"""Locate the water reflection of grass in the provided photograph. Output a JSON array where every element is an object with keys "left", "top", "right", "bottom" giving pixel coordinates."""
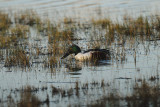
[
  {"left": 74, "top": 80, "right": 160, "bottom": 107},
  {"left": 1, "top": 80, "right": 160, "bottom": 107}
]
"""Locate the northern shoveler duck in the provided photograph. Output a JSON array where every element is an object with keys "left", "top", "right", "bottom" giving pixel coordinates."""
[{"left": 61, "top": 44, "right": 110, "bottom": 61}]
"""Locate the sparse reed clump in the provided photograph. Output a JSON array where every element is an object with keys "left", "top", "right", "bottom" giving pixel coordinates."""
[
  {"left": 48, "top": 26, "right": 74, "bottom": 42},
  {"left": 46, "top": 56, "right": 57, "bottom": 68},
  {"left": 118, "top": 15, "right": 154, "bottom": 38},
  {"left": 0, "top": 24, "right": 29, "bottom": 48},
  {"left": 90, "top": 14, "right": 160, "bottom": 46},
  {"left": 10, "top": 24, "right": 29, "bottom": 39},
  {"left": 15, "top": 10, "right": 41, "bottom": 26},
  {"left": 63, "top": 17, "right": 74, "bottom": 24},
  {"left": 0, "top": 35, "right": 16, "bottom": 48},
  {"left": 44, "top": 43, "right": 61, "bottom": 68},
  {"left": 92, "top": 18, "right": 112, "bottom": 28},
  {"left": 0, "top": 11, "right": 11, "bottom": 33},
  {"left": 4, "top": 49, "right": 30, "bottom": 67}
]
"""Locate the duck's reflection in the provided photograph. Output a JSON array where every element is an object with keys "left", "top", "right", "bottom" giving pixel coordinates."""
[
  {"left": 64, "top": 59, "right": 111, "bottom": 76},
  {"left": 65, "top": 62, "right": 82, "bottom": 72},
  {"left": 64, "top": 61, "right": 82, "bottom": 76}
]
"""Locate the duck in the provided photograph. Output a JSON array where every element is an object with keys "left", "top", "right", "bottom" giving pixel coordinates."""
[{"left": 61, "top": 44, "right": 110, "bottom": 61}]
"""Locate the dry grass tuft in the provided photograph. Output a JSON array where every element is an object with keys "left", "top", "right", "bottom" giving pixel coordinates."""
[
  {"left": 15, "top": 10, "right": 41, "bottom": 26},
  {"left": 0, "top": 11, "right": 11, "bottom": 32},
  {"left": 10, "top": 24, "right": 29, "bottom": 38}
]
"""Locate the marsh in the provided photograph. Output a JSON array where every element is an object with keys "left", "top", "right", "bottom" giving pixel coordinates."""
[{"left": 0, "top": 0, "right": 160, "bottom": 107}]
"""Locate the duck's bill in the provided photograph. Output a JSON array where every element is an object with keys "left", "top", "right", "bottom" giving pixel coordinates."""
[{"left": 61, "top": 53, "right": 69, "bottom": 59}]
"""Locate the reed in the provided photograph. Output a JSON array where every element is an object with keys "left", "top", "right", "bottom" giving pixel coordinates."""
[
  {"left": 4, "top": 48, "right": 30, "bottom": 67},
  {"left": 63, "top": 17, "right": 74, "bottom": 24},
  {"left": 15, "top": 10, "right": 41, "bottom": 26},
  {"left": 47, "top": 56, "right": 57, "bottom": 68},
  {"left": 10, "top": 24, "right": 29, "bottom": 39},
  {"left": 92, "top": 18, "right": 112, "bottom": 28},
  {"left": 0, "top": 11, "right": 11, "bottom": 32},
  {"left": 0, "top": 35, "right": 14, "bottom": 48}
]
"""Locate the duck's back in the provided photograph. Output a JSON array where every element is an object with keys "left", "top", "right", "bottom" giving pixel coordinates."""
[{"left": 75, "top": 49, "right": 110, "bottom": 61}]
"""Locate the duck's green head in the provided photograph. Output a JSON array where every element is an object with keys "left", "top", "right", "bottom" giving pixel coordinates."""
[{"left": 61, "top": 44, "right": 81, "bottom": 59}]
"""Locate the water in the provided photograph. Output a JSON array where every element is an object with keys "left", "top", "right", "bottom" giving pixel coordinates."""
[
  {"left": 1, "top": 0, "right": 160, "bottom": 19},
  {"left": 0, "top": 0, "right": 160, "bottom": 106}
]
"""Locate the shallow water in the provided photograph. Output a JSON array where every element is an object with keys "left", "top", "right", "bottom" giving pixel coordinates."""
[
  {"left": 0, "top": 0, "right": 160, "bottom": 106},
  {"left": 1, "top": 36, "right": 160, "bottom": 106}
]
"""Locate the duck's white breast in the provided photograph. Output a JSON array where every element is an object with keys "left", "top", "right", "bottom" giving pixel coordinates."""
[{"left": 75, "top": 52, "right": 92, "bottom": 61}]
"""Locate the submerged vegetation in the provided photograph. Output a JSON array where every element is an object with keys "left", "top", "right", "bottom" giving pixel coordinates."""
[{"left": 1, "top": 9, "right": 160, "bottom": 106}]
